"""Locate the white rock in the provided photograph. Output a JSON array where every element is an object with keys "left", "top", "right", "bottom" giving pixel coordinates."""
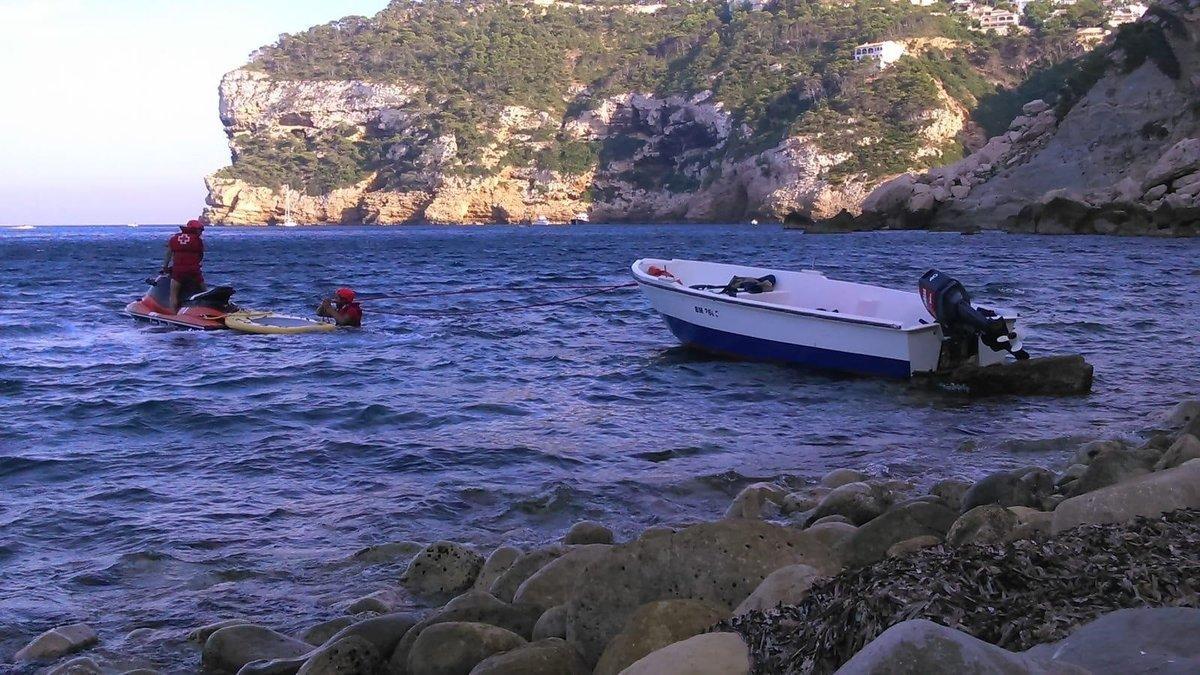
[
  {"left": 733, "top": 564, "right": 825, "bottom": 616},
  {"left": 619, "top": 632, "right": 751, "bottom": 675}
]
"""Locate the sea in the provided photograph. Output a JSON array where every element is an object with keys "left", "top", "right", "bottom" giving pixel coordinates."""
[{"left": 0, "top": 224, "right": 1196, "bottom": 670}]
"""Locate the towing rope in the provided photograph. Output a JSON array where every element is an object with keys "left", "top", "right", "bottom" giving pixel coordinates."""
[
  {"left": 367, "top": 282, "right": 637, "bottom": 318},
  {"left": 355, "top": 282, "right": 636, "bottom": 302}
]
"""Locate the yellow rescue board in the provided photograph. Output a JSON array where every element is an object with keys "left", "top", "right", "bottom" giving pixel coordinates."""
[{"left": 224, "top": 311, "right": 336, "bottom": 335}]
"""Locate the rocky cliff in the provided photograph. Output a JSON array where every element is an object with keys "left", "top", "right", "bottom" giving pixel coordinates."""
[
  {"left": 837, "top": 0, "right": 1200, "bottom": 236},
  {"left": 203, "top": 0, "right": 1083, "bottom": 225}
]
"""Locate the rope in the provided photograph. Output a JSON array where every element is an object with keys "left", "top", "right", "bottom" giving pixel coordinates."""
[
  {"left": 355, "top": 281, "right": 636, "bottom": 301},
  {"left": 367, "top": 282, "right": 637, "bottom": 318}
]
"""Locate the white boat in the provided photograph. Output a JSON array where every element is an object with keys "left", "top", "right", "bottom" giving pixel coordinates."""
[
  {"left": 281, "top": 185, "right": 299, "bottom": 227},
  {"left": 631, "top": 258, "right": 1024, "bottom": 378},
  {"left": 12, "top": 225, "right": 35, "bottom": 230},
  {"left": 570, "top": 212, "right": 590, "bottom": 225},
  {"left": 533, "top": 215, "right": 550, "bottom": 226},
  {"left": 127, "top": 222, "right": 139, "bottom": 228}
]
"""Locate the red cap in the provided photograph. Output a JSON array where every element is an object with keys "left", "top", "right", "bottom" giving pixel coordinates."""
[
  {"left": 183, "top": 219, "right": 205, "bottom": 230},
  {"left": 335, "top": 287, "right": 356, "bottom": 302}
]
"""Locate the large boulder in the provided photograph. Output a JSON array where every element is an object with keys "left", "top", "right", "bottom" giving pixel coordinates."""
[
  {"left": 407, "top": 622, "right": 525, "bottom": 675},
  {"left": 473, "top": 547, "right": 521, "bottom": 592},
  {"left": 1069, "top": 446, "right": 1154, "bottom": 495},
  {"left": 532, "top": 605, "right": 568, "bottom": 641},
  {"left": 14, "top": 623, "right": 98, "bottom": 662},
  {"left": 468, "top": 638, "right": 588, "bottom": 675},
  {"left": 1023, "top": 607, "right": 1200, "bottom": 673},
  {"left": 564, "top": 520, "right": 837, "bottom": 665},
  {"left": 821, "top": 468, "right": 867, "bottom": 488},
  {"left": 804, "top": 521, "right": 858, "bottom": 554},
  {"left": 1143, "top": 138, "right": 1200, "bottom": 190},
  {"left": 929, "top": 478, "right": 971, "bottom": 512},
  {"left": 563, "top": 521, "right": 614, "bottom": 545},
  {"left": 301, "top": 617, "right": 359, "bottom": 646},
  {"left": 620, "top": 632, "right": 751, "bottom": 675},
  {"left": 349, "top": 541, "right": 424, "bottom": 566},
  {"left": 387, "top": 595, "right": 540, "bottom": 674},
  {"left": 512, "top": 544, "right": 611, "bottom": 611},
  {"left": 1162, "top": 400, "right": 1200, "bottom": 428},
  {"left": 1155, "top": 434, "right": 1200, "bottom": 471},
  {"left": 202, "top": 625, "right": 312, "bottom": 673},
  {"left": 946, "top": 505, "right": 1020, "bottom": 547},
  {"left": 295, "top": 635, "right": 379, "bottom": 675},
  {"left": 886, "top": 535, "right": 941, "bottom": 558},
  {"left": 725, "top": 482, "right": 788, "bottom": 519},
  {"left": 1007, "top": 506, "right": 1053, "bottom": 540},
  {"left": 831, "top": 619, "right": 1076, "bottom": 674},
  {"left": 961, "top": 469, "right": 1053, "bottom": 512},
  {"left": 733, "top": 564, "right": 824, "bottom": 617},
  {"left": 861, "top": 173, "right": 916, "bottom": 214},
  {"left": 402, "top": 542, "right": 484, "bottom": 600},
  {"left": 807, "top": 482, "right": 887, "bottom": 525},
  {"left": 1051, "top": 460, "right": 1200, "bottom": 533},
  {"left": 187, "top": 619, "right": 252, "bottom": 644},
  {"left": 840, "top": 501, "right": 958, "bottom": 568},
  {"left": 594, "top": 599, "right": 729, "bottom": 675},
  {"left": 488, "top": 547, "right": 564, "bottom": 602}
]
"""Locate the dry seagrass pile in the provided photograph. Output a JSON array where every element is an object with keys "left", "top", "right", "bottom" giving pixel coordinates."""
[{"left": 725, "top": 509, "right": 1200, "bottom": 675}]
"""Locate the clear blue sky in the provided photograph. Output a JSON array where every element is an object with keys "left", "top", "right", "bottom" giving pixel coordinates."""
[{"left": 0, "top": 0, "right": 387, "bottom": 225}]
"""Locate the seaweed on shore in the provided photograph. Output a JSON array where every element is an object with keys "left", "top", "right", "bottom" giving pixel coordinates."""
[{"left": 724, "top": 509, "right": 1200, "bottom": 675}]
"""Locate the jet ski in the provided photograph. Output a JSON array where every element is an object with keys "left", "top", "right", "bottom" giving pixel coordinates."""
[{"left": 124, "top": 273, "right": 238, "bottom": 330}]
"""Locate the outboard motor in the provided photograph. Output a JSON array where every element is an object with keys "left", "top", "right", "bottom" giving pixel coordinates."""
[{"left": 919, "top": 269, "right": 1028, "bottom": 360}]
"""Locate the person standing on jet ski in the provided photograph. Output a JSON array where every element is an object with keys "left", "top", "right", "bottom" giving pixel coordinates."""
[
  {"left": 317, "top": 287, "right": 363, "bottom": 327},
  {"left": 162, "top": 219, "right": 206, "bottom": 311}
]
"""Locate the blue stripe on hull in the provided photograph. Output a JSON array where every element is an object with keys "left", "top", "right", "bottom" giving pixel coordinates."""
[{"left": 663, "top": 315, "right": 912, "bottom": 379}]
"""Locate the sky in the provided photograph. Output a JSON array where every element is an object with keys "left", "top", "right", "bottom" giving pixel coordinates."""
[{"left": 0, "top": 0, "right": 388, "bottom": 225}]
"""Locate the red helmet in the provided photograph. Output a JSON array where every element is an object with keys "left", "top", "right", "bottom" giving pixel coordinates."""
[
  {"left": 335, "top": 287, "right": 356, "bottom": 303},
  {"left": 183, "top": 219, "right": 205, "bottom": 231}
]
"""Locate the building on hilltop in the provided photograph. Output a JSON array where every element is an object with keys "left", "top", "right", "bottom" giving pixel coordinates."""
[
  {"left": 853, "top": 40, "right": 907, "bottom": 68},
  {"left": 1108, "top": 3, "right": 1148, "bottom": 25},
  {"left": 974, "top": 8, "right": 1020, "bottom": 34},
  {"left": 1075, "top": 26, "right": 1109, "bottom": 47}
]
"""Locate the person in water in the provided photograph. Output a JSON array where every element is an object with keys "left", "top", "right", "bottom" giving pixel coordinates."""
[
  {"left": 162, "top": 219, "right": 206, "bottom": 311},
  {"left": 317, "top": 287, "right": 363, "bottom": 327}
]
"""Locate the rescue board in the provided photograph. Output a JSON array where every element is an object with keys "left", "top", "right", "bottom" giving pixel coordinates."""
[{"left": 224, "top": 311, "right": 335, "bottom": 335}]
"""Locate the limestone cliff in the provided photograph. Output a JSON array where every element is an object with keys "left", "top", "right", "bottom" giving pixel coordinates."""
[
  {"left": 202, "top": 0, "right": 1078, "bottom": 225},
  {"left": 839, "top": 0, "right": 1200, "bottom": 236}
]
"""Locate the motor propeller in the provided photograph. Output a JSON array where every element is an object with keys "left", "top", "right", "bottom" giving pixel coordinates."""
[{"left": 918, "top": 269, "right": 1029, "bottom": 360}]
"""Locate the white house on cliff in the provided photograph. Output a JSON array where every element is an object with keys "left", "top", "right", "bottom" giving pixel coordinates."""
[{"left": 853, "top": 41, "right": 907, "bottom": 68}]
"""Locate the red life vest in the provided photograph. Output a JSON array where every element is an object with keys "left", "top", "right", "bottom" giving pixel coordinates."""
[
  {"left": 337, "top": 302, "right": 363, "bottom": 327},
  {"left": 169, "top": 229, "right": 204, "bottom": 273}
]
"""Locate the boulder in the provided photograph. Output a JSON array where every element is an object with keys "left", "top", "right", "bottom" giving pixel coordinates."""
[
  {"left": 295, "top": 635, "right": 379, "bottom": 675},
  {"left": 1007, "top": 506, "right": 1053, "bottom": 540},
  {"left": 1057, "top": 464, "right": 1088, "bottom": 486},
  {"left": 564, "top": 520, "right": 836, "bottom": 665},
  {"left": 402, "top": 542, "right": 484, "bottom": 600},
  {"left": 563, "top": 521, "right": 614, "bottom": 545},
  {"left": 14, "top": 623, "right": 98, "bottom": 662},
  {"left": 319, "top": 612, "right": 422, "bottom": 661},
  {"left": 594, "top": 599, "right": 729, "bottom": 675},
  {"left": 811, "top": 514, "right": 852, "bottom": 526},
  {"left": 202, "top": 625, "right": 312, "bottom": 673},
  {"left": 1163, "top": 400, "right": 1200, "bottom": 428},
  {"left": 620, "top": 632, "right": 751, "bottom": 675},
  {"left": 512, "top": 544, "right": 611, "bottom": 611},
  {"left": 820, "top": 468, "right": 866, "bottom": 488},
  {"left": 407, "top": 622, "right": 526, "bottom": 675},
  {"left": 946, "top": 505, "right": 1020, "bottom": 547},
  {"left": 961, "top": 469, "right": 1053, "bottom": 512},
  {"left": 929, "top": 478, "right": 971, "bottom": 512},
  {"left": 346, "top": 588, "right": 406, "bottom": 614},
  {"left": 724, "top": 482, "right": 788, "bottom": 519},
  {"left": 349, "top": 541, "right": 424, "bottom": 565},
  {"left": 949, "top": 184, "right": 970, "bottom": 199},
  {"left": 468, "top": 638, "right": 588, "bottom": 675},
  {"left": 841, "top": 501, "right": 958, "bottom": 568},
  {"left": 804, "top": 521, "right": 858, "bottom": 554},
  {"left": 1154, "top": 434, "right": 1200, "bottom": 471},
  {"left": 831, "top": 619, "right": 1073, "bottom": 674},
  {"left": 532, "top": 605, "right": 568, "bottom": 641},
  {"left": 909, "top": 191, "right": 936, "bottom": 212},
  {"left": 1143, "top": 138, "right": 1200, "bottom": 190},
  {"left": 782, "top": 491, "right": 821, "bottom": 514},
  {"left": 387, "top": 596, "right": 540, "bottom": 673},
  {"left": 1074, "top": 439, "right": 1129, "bottom": 465},
  {"left": 861, "top": 173, "right": 916, "bottom": 214},
  {"left": 1052, "top": 459, "right": 1200, "bottom": 533},
  {"left": 938, "top": 355, "right": 1093, "bottom": 397},
  {"left": 489, "top": 547, "right": 564, "bottom": 602},
  {"left": 807, "top": 482, "right": 886, "bottom": 526},
  {"left": 733, "top": 564, "right": 824, "bottom": 617},
  {"left": 1023, "top": 607, "right": 1200, "bottom": 673},
  {"left": 886, "top": 535, "right": 941, "bottom": 558},
  {"left": 1022, "top": 99, "right": 1049, "bottom": 114},
  {"left": 474, "top": 547, "right": 521, "bottom": 592},
  {"left": 1070, "top": 446, "right": 1153, "bottom": 495},
  {"left": 301, "top": 616, "right": 360, "bottom": 646},
  {"left": 46, "top": 656, "right": 103, "bottom": 674},
  {"left": 187, "top": 618, "right": 252, "bottom": 644}
]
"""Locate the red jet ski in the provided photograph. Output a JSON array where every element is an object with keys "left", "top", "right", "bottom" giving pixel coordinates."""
[{"left": 124, "top": 273, "right": 238, "bottom": 330}]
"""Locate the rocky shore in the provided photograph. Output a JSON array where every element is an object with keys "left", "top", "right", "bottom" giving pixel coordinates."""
[{"left": 10, "top": 401, "right": 1200, "bottom": 674}]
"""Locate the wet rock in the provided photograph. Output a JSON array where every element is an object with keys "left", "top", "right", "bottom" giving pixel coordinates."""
[
  {"left": 929, "top": 478, "right": 971, "bottom": 512},
  {"left": 488, "top": 547, "right": 563, "bottom": 603},
  {"left": 1024, "top": 607, "right": 1200, "bottom": 673},
  {"left": 201, "top": 625, "right": 311, "bottom": 673},
  {"left": 349, "top": 541, "right": 424, "bottom": 566},
  {"left": 733, "top": 564, "right": 824, "bottom": 617},
  {"left": 831, "top": 619, "right": 1072, "bottom": 674},
  {"left": 1052, "top": 460, "right": 1200, "bottom": 533},
  {"left": 804, "top": 521, "right": 858, "bottom": 555},
  {"left": 1163, "top": 400, "right": 1200, "bottom": 428},
  {"left": 886, "top": 535, "right": 941, "bottom": 558},
  {"left": 296, "top": 635, "right": 379, "bottom": 675},
  {"left": 946, "top": 505, "right": 1020, "bottom": 547},
  {"left": 468, "top": 637, "right": 588, "bottom": 675},
  {"left": 407, "top": 622, "right": 526, "bottom": 675},
  {"left": 1155, "top": 434, "right": 1200, "bottom": 471},
  {"left": 474, "top": 546, "right": 521, "bottom": 592},
  {"left": 564, "top": 520, "right": 837, "bottom": 665},
  {"left": 15, "top": 623, "right": 98, "bottom": 662},
  {"left": 322, "top": 612, "right": 421, "bottom": 660},
  {"left": 401, "top": 542, "right": 484, "bottom": 601},
  {"left": 346, "top": 588, "right": 406, "bottom": 614},
  {"left": 594, "top": 599, "right": 729, "bottom": 675},
  {"left": 961, "top": 469, "right": 1053, "bottom": 512},
  {"left": 811, "top": 514, "right": 852, "bottom": 526},
  {"left": 46, "top": 656, "right": 103, "bottom": 674},
  {"left": 841, "top": 501, "right": 957, "bottom": 567},
  {"left": 301, "top": 616, "right": 360, "bottom": 646},
  {"left": 1057, "top": 463, "right": 1088, "bottom": 486},
  {"left": 807, "top": 482, "right": 886, "bottom": 526},
  {"left": 725, "top": 482, "right": 788, "bottom": 519},
  {"left": 782, "top": 491, "right": 821, "bottom": 514},
  {"left": 532, "top": 605, "right": 568, "bottom": 641},
  {"left": 937, "top": 354, "right": 1093, "bottom": 396},
  {"left": 387, "top": 596, "right": 540, "bottom": 673},
  {"left": 563, "top": 521, "right": 614, "bottom": 545},
  {"left": 1070, "top": 446, "right": 1154, "bottom": 495},
  {"left": 620, "top": 632, "right": 751, "bottom": 675},
  {"left": 820, "top": 468, "right": 866, "bottom": 489},
  {"left": 187, "top": 618, "right": 252, "bottom": 644},
  {"left": 1074, "top": 439, "right": 1128, "bottom": 466},
  {"left": 512, "top": 544, "right": 611, "bottom": 611}
]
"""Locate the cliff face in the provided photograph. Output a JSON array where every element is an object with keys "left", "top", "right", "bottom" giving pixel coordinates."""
[
  {"left": 201, "top": 0, "right": 1074, "bottom": 225},
  {"left": 842, "top": 0, "right": 1200, "bottom": 236}
]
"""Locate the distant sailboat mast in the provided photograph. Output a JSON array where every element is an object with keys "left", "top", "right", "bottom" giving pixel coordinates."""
[{"left": 281, "top": 184, "right": 298, "bottom": 227}]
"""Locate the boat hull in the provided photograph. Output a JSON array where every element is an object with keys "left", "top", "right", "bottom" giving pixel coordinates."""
[{"left": 124, "top": 300, "right": 227, "bottom": 330}]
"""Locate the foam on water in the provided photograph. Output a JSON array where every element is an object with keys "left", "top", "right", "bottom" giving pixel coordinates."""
[{"left": 0, "top": 224, "right": 1197, "bottom": 668}]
